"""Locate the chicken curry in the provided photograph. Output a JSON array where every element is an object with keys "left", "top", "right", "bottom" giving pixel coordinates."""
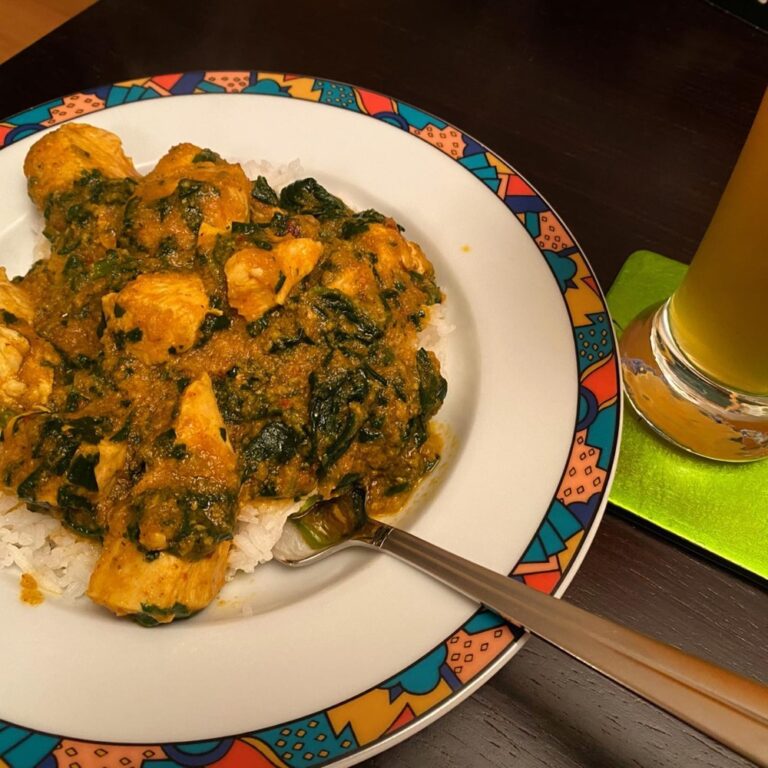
[{"left": 0, "top": 124, "right": 446, "bottom": 624}]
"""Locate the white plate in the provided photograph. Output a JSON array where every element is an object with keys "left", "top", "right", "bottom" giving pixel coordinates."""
[{"left": 0, "top": 73, "right": 620, "bottom": 767}]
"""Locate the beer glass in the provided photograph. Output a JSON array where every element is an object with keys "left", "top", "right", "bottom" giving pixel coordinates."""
[{"left": 620, "top": 89, "right": 768, "bottom": 461}]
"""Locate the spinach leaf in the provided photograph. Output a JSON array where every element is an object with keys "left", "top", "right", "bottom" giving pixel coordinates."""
[
  {"left": 65, "top": 452, "right": 100, "bottom": 492},
  {"left": 135, "top": 602, "right": 192, "bottom": 627},
  {"left": 110, "top": 418, "right": 131, "bottom": 442},
  {"left": 384, "top": 481, "right": 410, "bottom": 496},
  {"left": 196, "top": 312, "right": 231, "bottom": 347},
  {"left": 408, "top": 270, "right": 442, "bottom": 305},
  {"left": 77, "top": 169, "right": 136, "bottom": 206},
  {"left": 212, "top": 373, "right": 269, "bottom": 424},
  {"left": 269, "top": 327, "right": 314, "bottom": 354},
  {"left": 230, "top": 221, "right": 274, "bottom": 250},
  {"left": 159, "top": 178, "right": 219, "bottom": 234},
  {"left": 106, "top": 244, "right": 144, "bottom": 284},
  {"left": 113, "top": 327, "right": 142, "bottom": 350},
  {"left": 279, "top": 178, "right": 348, "bottom": 220},
  {"left": 357, "top": 412, "right": 385, "bottom": 443},
  {"left": 34, "top": 418, "right": 80, "bottom": 474},
  {"left": 68, "top": 416, "right": 110, "bottom": 444},
  {"left": 313, "top": 288, "right": 382, "bottom": 344},
  {"left": 416, "top": 348, "right": 447, "bottom": 419},
  {"left": 309, "top": 368, "right": 369, "bottom": 474},
  {"left": 267, "top": 211, "right": 290, "bottom": 236},
  {"left": 174, "top": 490, "right": 236, "bottom": 559},
  {"left": 65, "top": 391, "right": 88, "bottom": 412},
  {"left": 129, "top": 487, "right": 236, "bottom": 560},
  {"left": 57, "top": 484, "right": 94, "bottom": 512},
  {"left": 157, "top": 236, "right": 178, "bottom": 261},
  {"left": 58, "top": 485, "right": 103, "bottom": 538},
  {"left": 405, "top": 414, "right": 427, "bottom": 447},
  {"left": 154, "top": 428, "right": 188, "bottom": 459},
  {"left": 63, "top": 254, "right": 87, "bottom": 291},
  {"left": 17, "top": 466, "right": 45, "bottom": 502},
  {"left": 192, "top": 148, "right": 221, "bottom": 163},
  {"left": 251, "top": 175, "right": 279, "bottom": 206},
  {"left": 65, "top": 203, "right": 92, "bottom": 226},
  {"left": 246, "top": 306, "right": 280, "bottom": 337},
  {"left": 340, "top": 209, "right": 386, "bottom": 239},
  {"left": 403, "top": 349, "right": 447, "bottom": 447},
  {"left": 242, "top": 421, "right": 300, "bottom": 478},
  {"left": 56, "top": 228, "right": 81, "bottom": 255}
]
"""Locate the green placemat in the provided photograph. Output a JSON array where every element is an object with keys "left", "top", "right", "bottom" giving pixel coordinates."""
[{"left": 606, "top": 250, "right": 768, "bottom": 580}]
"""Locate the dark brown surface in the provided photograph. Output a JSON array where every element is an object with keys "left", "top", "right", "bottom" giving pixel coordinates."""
[{"left": 1, "top": 1, "right": 767, "bottom": 765}]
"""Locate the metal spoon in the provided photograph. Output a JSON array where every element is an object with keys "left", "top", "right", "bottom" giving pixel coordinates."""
[{"left": 274, "top": 516, "right": 768, "bottom": 766}]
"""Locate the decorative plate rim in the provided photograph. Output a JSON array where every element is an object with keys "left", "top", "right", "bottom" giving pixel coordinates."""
[{"left": 0, "top": 71, "right": 621, "bottom": 768}]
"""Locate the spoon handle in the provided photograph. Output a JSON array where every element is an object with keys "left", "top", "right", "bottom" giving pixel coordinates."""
[{"left": 361, "top": 521, "right": 768, "bottom": 766}]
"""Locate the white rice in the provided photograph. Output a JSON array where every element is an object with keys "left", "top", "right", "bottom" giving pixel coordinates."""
[
  {"left": 2, "top": 158, "right": 452, "bottom": 604},
  {"left": 0, "top": 496, "right": 99, "bottom": 598},
  {"left": 227, "top": 498, "right": 305, "bottom": 577},
  {"left": 240, "top": 158, "right": 304, "bottom": 191},
  {"left": 29, "top": 213, "right": 51, "bottom": 262},
  {"left": 419, "top": 303, "right": 453, "bottom": 369},
  {"left": 0, "top": 495, "right": 307, "bottom": 600}
]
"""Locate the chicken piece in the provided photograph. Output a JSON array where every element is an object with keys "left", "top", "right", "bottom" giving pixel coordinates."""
[
  {"left": 102, "top": 272, "right": 209, "bottom": 364},
  {"left": 196, "top": 221, "right": 227, "bottom": 254},
  {"left": 0, "top": 327, "right": 33, "bottom": 406},
  {"left": 358, "top": 223, "right": 431, "bottom": 279},
  {"left": 88, "top": 374, "right": 238, "bottom": 623},
  {"left": 0, "top": 268, "right": 34, "bottom": 324},
  {"left": 23, "top": 125, "right": 138, "bottom": 260},
  {"left": 225, "top": 238, "right": 323, "bottom": 321},
  {"left": 325, "top": 256, "right": 380, "bottom": 300},
  {"left": 138, "top": 143, "right": 250, "bottom": 213},
  {"left": 134, "top": 373, "right": 237, "bottom": 552},
  {"left": 124, "top": 143, "right": 251, "bottom": 260},
  {"left": 93, "top": 440, "right": 128, "bottom": 496},
  {"left": 0, "top": 276, "right": 58, "bottom": 412},
  {"left": 23, "top": 123, "right": 139, "bottom": 210},
  {"left": 87, "top": 532, "right": 230, "bottom": 625},
  {"left": 175, "top": 374, "right": 237, "bottom": 480}
]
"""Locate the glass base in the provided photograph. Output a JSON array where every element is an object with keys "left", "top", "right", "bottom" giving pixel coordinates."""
[{"left": 620, "top": 301, "right": 768, "bottom": 462}]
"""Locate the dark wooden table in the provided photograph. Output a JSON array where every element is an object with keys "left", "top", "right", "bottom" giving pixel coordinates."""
[{"left": 1, "top": 1, "right": 766, "bottom": 766}]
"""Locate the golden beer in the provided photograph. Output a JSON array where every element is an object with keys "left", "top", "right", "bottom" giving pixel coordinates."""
[
  {"left": 620, "top": 88, "right": 768, "bottom": 460},
  {"left": 668, "top": 89, "right": 768, "bottom": 395}
]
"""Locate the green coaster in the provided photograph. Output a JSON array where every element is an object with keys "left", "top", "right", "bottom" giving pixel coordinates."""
[{"left": 606, "top": 250, "right": 768, "bottom": 580}]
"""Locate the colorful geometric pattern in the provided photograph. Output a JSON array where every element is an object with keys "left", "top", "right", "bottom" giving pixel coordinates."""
[{"left": 0, "top": 72, "right": 621, "bottom": 767}]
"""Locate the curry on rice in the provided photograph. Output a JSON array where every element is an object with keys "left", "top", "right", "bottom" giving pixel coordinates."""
[{"left": 0, "top": 124, "right": 446, "bottom": 624}]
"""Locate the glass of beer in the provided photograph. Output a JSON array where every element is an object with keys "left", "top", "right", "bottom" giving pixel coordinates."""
[{"left": 620, "top": 88, "right": 768, "bottom": 461}]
